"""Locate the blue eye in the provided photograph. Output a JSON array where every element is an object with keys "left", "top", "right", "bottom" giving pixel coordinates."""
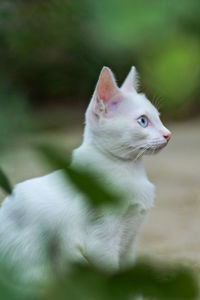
[{"left": 137, "top": 115, "right": 148, "bottom": 128}]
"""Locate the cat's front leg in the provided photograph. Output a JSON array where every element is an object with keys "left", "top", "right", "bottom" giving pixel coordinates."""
[
  {"left": 119, "top": 205, "right": 147, "bottom": 269},
  {"left": 120, "top": 240, "right": 137, "bottom": 269}
]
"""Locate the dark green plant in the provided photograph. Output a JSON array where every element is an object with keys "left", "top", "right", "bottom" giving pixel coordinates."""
[
  {"left": 46, "top": 262, "right": 198, "bottom": 300},
  {"left": 0, "top": 168, "right": 12, "bottom": 194}
]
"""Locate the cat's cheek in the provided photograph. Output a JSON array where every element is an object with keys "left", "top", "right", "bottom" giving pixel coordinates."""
[{"left": 134, "top": 126, "right": 149, "bottom": 140}]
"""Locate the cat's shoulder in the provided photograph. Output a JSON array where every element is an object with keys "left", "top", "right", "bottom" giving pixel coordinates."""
[
  {"left": 2, "top": 170, "right": 70, "bottom": 210},
  {"left": 14, "top": 170, "right": 62, "bottom": 195}
]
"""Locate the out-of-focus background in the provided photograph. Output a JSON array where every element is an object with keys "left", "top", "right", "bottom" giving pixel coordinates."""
[{"left": 0, "top": 0, "right": 199, "bottom": 272}]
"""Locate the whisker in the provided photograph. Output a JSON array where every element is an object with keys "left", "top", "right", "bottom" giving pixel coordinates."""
[
  {"left": 134, "top": 145, "right": 149, "bottom": 161},
  {"left": 151, "top": 94, "right": 163, "bottom": 111}
]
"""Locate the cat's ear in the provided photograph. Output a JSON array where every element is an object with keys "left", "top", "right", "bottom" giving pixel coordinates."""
[
  {"left": 96, "top": 66, "right": 119, "bottom": 102},
  {"left": 121, "top": 66, "right": 139, "bottom": 92},
  {"left": 92, "top": 67, "right": 121, "bottom": 117}
]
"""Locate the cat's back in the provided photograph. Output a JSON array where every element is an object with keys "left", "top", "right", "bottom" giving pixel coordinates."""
[
  {"left": 0, "top": 170, "right": 87, "bottom": 256},
  {"left": 0, "top": 171, "right": 72, "bottom": 221},
  {"left": 0, "top": 170, "right": 88, "bottom": 285}
]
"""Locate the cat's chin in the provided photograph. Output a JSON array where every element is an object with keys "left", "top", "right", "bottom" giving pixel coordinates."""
[
  {"left": 114, "top": 145, "right": 167, "bottom": 160},
  {"left": 144, "top": 141, "right": 168, "bottom": 155}
]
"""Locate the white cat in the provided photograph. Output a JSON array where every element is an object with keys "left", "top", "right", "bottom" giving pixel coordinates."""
[{"left": 0, "top": 67, "right": 171, "bottom": 289}]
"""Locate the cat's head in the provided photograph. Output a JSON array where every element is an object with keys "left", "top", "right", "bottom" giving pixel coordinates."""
[{"left": 85, "top": 66, "right": 171, "bottom": 160}]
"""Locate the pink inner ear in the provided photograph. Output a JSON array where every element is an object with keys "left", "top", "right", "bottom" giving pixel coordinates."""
[
  {"left": 97, "top": 68, "right": 119, "bottom": 102},
  {"left": 98, "top": 80, "right": 116, "bottom": 102}
]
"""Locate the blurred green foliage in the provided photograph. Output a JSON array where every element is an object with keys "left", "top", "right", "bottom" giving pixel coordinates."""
[
  {"left": 0, "top": 0, "right": 199, "bottom": 118},
  {"left": 0, "top": 262, "right": 198, "bottom": 300},
  {"left": 46, "top": 262, "right": 199, "bottom": 300},
  {"left": 0, "top": 168, "right": 12, "bottom": 194},
  {"left": 0, "top": 78, "right": 31, "bottom": 148}
]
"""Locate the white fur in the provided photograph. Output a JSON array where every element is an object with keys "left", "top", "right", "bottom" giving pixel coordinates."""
[{"left": 0, "top": 67, "right": 171, "bottom": 289}]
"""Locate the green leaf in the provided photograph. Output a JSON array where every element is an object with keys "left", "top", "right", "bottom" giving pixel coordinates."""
[
  {"left": 107, "top": 261, "right": 199, "bottom": 299},
  {"left": 38, "top": 144, "right": 122, "bottom": 208},
  {"left": 0, "top": 276, "right": 22, "bottom": 300},
  {"left": 47, "top": 264, "right": 109, "bottom": 300},
  {"left": 0, "top": 168, "right": 12, "bottom": 194},
  {"left": 45, "top": 262, "right": 199, "bottom": 300}
]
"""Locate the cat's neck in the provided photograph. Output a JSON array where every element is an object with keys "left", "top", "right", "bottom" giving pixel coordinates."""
[
  {"left": 72, "top": 140, "right": 154, "bottom": 209},
  {"left": 72, "top": 140, "right": 147, "bottom": 178}
]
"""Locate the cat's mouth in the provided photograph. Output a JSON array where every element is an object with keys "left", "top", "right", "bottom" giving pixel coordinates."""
[{"left": 140, "top": 141, "right": 168, "bottom": 154}]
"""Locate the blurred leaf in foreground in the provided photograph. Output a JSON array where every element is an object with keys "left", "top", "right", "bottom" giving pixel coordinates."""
[
  {"left": 38, "top": 144, "right": 122, "bottom": 208},
  {"left": 47, "top": 264, "right": 108, "bottom": 300},
  {"left": 0, "top": 168, "right": 12, "bottom": 194},
  {"left": 0, "top": 276, "right": 22, "bottom": 300},
  {"left": 46, "top": 261, "right": 198, "bottom": 300},
  {"left": 108, "top": 261, "right": 199, "bottom": 300}
]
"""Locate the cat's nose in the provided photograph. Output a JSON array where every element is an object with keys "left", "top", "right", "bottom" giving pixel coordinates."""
[{"left": 163, "top": 132, "right": 171, "bottom": 142}]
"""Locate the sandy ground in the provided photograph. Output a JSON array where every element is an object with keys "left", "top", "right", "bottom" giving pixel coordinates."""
[{"left": 0, "top": 120, "right": 199, "bottom": 270}]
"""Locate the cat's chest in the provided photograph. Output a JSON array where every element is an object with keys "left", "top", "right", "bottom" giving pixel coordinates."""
[
  {"left": 105, "top": 166, "right": 155, "bottom": 211},
  {"left": 84, "top": 203, "right": 146, "bottom": 269}
]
